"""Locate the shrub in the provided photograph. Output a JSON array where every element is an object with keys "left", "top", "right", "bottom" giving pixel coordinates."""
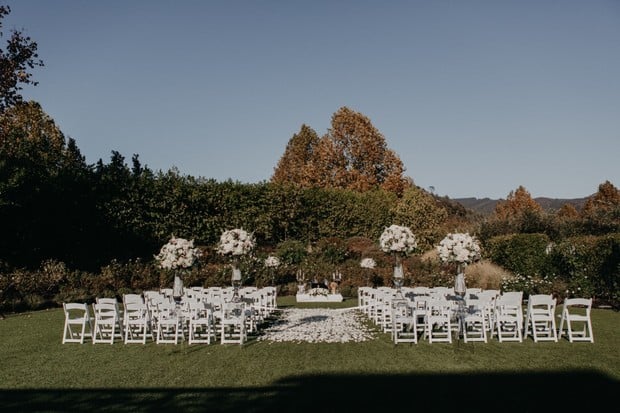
[
  {"left": 550, "top": 233, "right": 620, "bottom": 303},
  {"left": 485, "top": 233, "right": 553, "bottom": 277},
  {"left": 276, "top": 240, "right": 308, "bottom": 265}
]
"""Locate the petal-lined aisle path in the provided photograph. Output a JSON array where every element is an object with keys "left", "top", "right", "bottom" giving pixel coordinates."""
[{"left": 257, "top": 308, "right": 375, "bottom": 343}]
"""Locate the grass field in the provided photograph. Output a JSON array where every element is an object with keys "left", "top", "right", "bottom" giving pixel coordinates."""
[{"left": 0, "top": 296, "right": 618, "bottom": 412}]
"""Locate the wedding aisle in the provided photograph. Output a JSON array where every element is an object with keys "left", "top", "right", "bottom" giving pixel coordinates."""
[{"left": 257, "top": 308, "right": 375, "bottom": 343}]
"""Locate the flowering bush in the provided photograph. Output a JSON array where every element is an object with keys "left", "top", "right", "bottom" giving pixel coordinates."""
[
  {"left": 437, "top": 232, "right": 481, "bottom": 265},
  {"left": 379, "top": 225, "right": 417, "bottom": 254},
  {"left": 217, "top": 228, "right": 255, "bottom": 256},
  {"left": 360, "top": 257, "right": 377, "bottom": 269},
  {"left": 265, "top": 255, "right": 281, "bottom": 268},
  {"left": 154, "top": 236, "right": 201, "bottom": 269}
]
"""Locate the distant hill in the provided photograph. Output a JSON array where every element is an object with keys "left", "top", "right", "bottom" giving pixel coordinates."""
[{"left": 454, "top": 196, "right": 590, "bottom": 216}]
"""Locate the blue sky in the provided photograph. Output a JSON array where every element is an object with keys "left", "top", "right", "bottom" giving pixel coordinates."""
[{"left": 5, "top": 0, "right": 619, "bottom": 199}]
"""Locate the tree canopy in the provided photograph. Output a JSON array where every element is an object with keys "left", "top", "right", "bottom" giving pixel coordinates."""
[
  {"left": 272, "top": 107, "right": 409, "bottom": 195},
  {"left": 494, "top": 185, "right": 543, "bottom": 221},
  {"left": 0, "top": 6, "right": 44, "bottom": 114}
]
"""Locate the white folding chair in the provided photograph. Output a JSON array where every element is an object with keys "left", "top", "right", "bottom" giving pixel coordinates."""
[
  {"left": 188, "top": 301, "right": 214, "bottom": 344},
  {"left": 524, "top": 294, "right": 558, "bottom": 342},
  {"left": 558, "top": 298, "right": 594, "bottom": 343},
  {"left": 96, "top": 297, "right": 124, "bottom": 340},
  {"left": 392, "top": 299, "right": 419, "bottom": 344},
  {"left": 155, "top": 301, "right": 181, "bottom": 344},
  {"left": 92, "top": 302, "right": 122, "bottom": 344},
  {"left": 462, "top": 298, "right": 488, "bottom": 343},
  {"left": 123, "top": 301, "right": 149, "bottom": 344},
  {"left": 62, "top": 302, "right": 93, "bottom": 344},
  {"left": 425, "top": 299, "right": 453, "bottom": 343},
  {"left": 494, "top": 295, "right": 523, "bottom": 342},
  {"left": 220, "top": 301, "right": 247, "bottom": 345}
]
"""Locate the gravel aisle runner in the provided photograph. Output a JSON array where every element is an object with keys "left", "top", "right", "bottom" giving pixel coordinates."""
[{"left": 257, "top": 308, "right": 375, "bottom": 343}]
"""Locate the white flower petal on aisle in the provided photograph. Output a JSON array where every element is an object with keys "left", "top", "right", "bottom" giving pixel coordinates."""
[{"left": 257, "top": 308, "right": 375, "bottom": 343}]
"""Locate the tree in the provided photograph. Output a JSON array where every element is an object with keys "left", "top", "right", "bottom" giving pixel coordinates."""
[
  {"left": 271, "top": 107, "right": 409, "bottom": 195},
  {"left": 271, "top": 124, "right": 320, "bottom": 186},
  {"left": 581, "top": 180, "right": 620, "bottom": 234},
  {"left": 0, "top": 101, "right": 98, "bottom": 268},
  {"left": 494, "top": 185, "right": 543, "bottom": 221},
  {"left": 391, "top": 186, "right": 448, "bottom": 250},
  {"left": 582, "top": 180, "right": 620, "bottom": 215},
  {"left": 325, "top": 107, "right": 408, "bottom": 195},
  {"left": 0, "top": 6, "right": 44, "bottom": 113}
]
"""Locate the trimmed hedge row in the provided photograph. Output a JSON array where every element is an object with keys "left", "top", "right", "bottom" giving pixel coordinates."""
[{"left": 485, "top": 233, "right": 620, "bottom": 304}]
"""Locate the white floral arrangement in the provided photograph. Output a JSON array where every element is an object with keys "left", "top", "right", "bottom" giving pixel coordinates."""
[
  {"left": 379, "top": 224, "right": 417, "bottom": 254},
  {"left": 264, "top": 255, "right": 281, "bottom": 268},
  {"left": 308, "top": 287, "right": 329, "bottom": 297},
  {"left": 217, "top": 228, "right": 255, "bottom": 256},
  {"left": 437, "top": 232, "right": 481, "bottom": 265},
  {"left": 360, "top": 257, "right": 377, "bottom": 269},
  {"left": 155, "top": 236, "right": 201, "bottom": 269}
]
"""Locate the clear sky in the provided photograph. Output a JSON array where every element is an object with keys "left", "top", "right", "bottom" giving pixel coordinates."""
[{"left": 4, "top": 0, "right": 619, "bottom": 199}]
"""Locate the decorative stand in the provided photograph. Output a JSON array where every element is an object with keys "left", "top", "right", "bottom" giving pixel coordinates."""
[
  {"left": 393, "top": 254, "right": 404, "bottom": 299},
  {"left": 454, "top": 263, "right": 466, "bottom": 297},
  {"left": 231, "top": 262, "right": 242, "bottom": 302}
]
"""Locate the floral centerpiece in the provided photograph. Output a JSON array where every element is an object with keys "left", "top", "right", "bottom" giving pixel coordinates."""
[
  {"left": 217, "top": 228, "right": 255, "bottom": 257},
  {"left": 264, "top": 255, "right": 280, "bottom": 268},
  {"left": 379, "top": 225, "right": 417, "bottom": 255},
  {"left": 264, "top": 255, "right": 280, "bottom": 286},
  {"left": 360, "top": 257, "right": 377, "bottom": 286},
  {"left": 360, "top": 257, "right": 377, "bottom": 269},
  {"left": 217, "top": 228, "right": 255, "bottom": 297},
  {"left": 379, "top": 225, "right": 417, "bottom": 294},
  {"left": 437, "top": 232, "right": 481, "bottom": 295},
  {"left": 155, "top": 236, "right": 201, "bottom": 298}
]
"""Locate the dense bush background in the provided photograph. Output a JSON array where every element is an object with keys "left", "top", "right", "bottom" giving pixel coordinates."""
[{"left": 1, "top": 103, "right": 619, "bottom": 312}]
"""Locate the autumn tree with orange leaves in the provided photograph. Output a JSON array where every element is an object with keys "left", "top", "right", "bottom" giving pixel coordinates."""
[
  {"left": 272, "top": 107, "right": 409, "bottom": 195},
  {"left": 494, "top": 185, "right": 543, "bottom": 221},
  {"left": 271, "top": 124, "right": 320, "bottom": 186},
  {"left": 581, "top": 180, "right": 620, "bottom": 233}
]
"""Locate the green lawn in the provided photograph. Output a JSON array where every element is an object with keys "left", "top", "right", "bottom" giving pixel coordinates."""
[{"left": 0, "top": 297, "right": 618, "bottom": 412}]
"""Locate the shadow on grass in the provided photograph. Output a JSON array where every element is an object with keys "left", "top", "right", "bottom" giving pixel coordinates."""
[{"left": 1, "top": 370, "right": 616, "bottom": 412}]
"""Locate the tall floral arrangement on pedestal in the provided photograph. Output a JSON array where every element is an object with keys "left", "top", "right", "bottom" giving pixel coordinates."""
[
  {"left": 217, "top": 228, "right": 255, "bottom": 287},
  {"left": 379, "top": 225, "right": 417, "bottom": 293},
  {"left": 264, "top": 255, "right": 280, "bottom": 286},
  {"left": 360, "top": 257, "right": 377, "bottom": 286},
  {"left": 154, "top": 236, "right": 201, "bottom": 297},
  {"left": 437, "top": 232, "right": 481, "bottom": 295}
]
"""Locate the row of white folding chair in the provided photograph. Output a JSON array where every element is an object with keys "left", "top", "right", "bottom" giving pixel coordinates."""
[
  {"left": 63, "top": 300, "right": 130, "bottom": 344},
  {"left": 390, "top": 293, "right": 504, "bottom": 344}
]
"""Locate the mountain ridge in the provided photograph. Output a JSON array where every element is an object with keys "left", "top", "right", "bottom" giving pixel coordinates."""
[{"left": 453, "top": 196, "right": 590, "bottom": 215}]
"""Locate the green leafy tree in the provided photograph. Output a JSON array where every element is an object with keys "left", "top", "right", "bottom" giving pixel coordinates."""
[
  {"left": 0, "top": 6, "right": 44, "bottom": 113},
  {"left": 392, "top": 186, "right": 448, "bottom": 250},
  {"left": 0, "top": 102, "right": 99, "bottom": 268}
]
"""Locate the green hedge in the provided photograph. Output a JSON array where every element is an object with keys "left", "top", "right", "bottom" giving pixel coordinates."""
[
  {"left": 485, "top": 233, "right": 553, "bottom": 277},
  {"left": 486, "top": 233, "right": 620, "bottom": 304}
]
